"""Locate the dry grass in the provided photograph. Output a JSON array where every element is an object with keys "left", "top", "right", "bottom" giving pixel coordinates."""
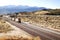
[
  {"left": 20, "top": 15, "right": 60, "bottom": 30},
  {"left": 0, "top": 19, "right": 13, "bottom": 33}
]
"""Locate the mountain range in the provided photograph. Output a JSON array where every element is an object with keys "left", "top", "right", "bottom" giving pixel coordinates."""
[{"left": 0, "top": 5, "right": 47, "bottom": 14}]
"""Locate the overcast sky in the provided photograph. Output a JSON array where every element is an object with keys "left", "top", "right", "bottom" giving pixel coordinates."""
[{"left": 0, "top": 0, "right": 60, "bottom": 9}]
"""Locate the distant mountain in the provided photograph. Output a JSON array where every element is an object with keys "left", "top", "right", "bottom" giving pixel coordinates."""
[{"left": 0, "top": 5, "right": 47, "bottom": 14}]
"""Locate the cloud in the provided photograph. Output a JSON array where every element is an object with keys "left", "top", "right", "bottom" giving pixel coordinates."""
[{"left": 0, "top": 0, "right": 60, "bottom": 8}]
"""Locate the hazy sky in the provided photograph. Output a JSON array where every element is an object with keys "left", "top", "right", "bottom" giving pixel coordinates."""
[{"left": 0, "top": 0, "right": 60, "bottom": 9}]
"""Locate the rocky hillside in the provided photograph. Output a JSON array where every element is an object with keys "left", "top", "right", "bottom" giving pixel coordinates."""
[{"left": 17, "top": 9, "right": 60, "bottom": 15}]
